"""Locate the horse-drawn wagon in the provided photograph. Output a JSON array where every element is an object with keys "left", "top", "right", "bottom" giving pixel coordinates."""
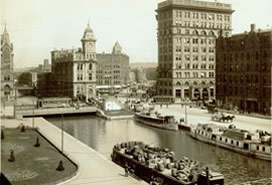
[{"left": 211, "top": 112, "right": 235, "bottom": 122}]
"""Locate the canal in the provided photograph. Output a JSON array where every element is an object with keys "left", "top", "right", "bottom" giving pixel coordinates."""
[{"left": 47, "top": 115, "right": 271, "bottom": 185}]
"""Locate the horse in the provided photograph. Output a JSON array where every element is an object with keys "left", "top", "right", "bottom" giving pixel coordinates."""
[{"left": 226, "top": 115, "right": 235, "bottom": 122}]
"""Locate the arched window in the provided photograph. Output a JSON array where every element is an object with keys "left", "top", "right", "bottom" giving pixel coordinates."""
[
  {"left": 176, "top": 81, "right": 181, "bottom": 86},
  {"left": 209, "top": 31, "right": 214, "bottom": 36},
  {"left": 193, "top": 30, "right": 199, "bottom": 35},
  {"left": 201, "top": 30, "right": 206, "bottom": 35},
  {"left": 89, "top": 63, "right": 92, "bottom": 70},
  {"left": 185, "top": 81, "right": 189, "bottom": 86}
]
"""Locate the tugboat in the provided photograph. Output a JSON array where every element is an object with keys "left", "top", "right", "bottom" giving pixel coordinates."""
[
  {"left": 191, "top": 123, "right": 272, "bottom": 161},
  {"left": 111, "top": 141, "right": 224, "bottom": 185},
  {"left": 134, "top": 111, "right": 178, "bottom": 131}
]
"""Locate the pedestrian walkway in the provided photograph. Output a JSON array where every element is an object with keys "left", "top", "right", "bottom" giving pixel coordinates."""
[{"left": 1, "top": 118, "right": 147, "bottom": 185}]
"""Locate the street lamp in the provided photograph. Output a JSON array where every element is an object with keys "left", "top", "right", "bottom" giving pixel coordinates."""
[
  {"left": 184, "top": 97, "right": 189, "bottom": 125},
  {"left": 61, "top": 113, "right": 64, "bottom": 153},
  {"left": 32, "top": 99, "right": 35, "bottom": 129}
]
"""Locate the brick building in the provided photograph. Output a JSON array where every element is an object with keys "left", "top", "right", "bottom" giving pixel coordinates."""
[
  {"left": 216, "top": 24, "right": 271, "bottom": 115},
  {"left": 155, "top": 0, "right": 233, "bottom": 102},
  {"left": 50, "top": 23, "right": 97, "bottom": 101},
  {"left": 96, "top": 42, "right": 130, "bottom": 90}
]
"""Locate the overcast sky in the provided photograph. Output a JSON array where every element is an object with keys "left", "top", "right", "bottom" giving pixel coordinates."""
[{"left": 1, "top": 0, "right": 272, "bottom": 68}]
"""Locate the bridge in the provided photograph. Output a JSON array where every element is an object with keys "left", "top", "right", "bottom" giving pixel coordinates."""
[{"left": 15, "top": 106, "right": 97, "bottom": 117}]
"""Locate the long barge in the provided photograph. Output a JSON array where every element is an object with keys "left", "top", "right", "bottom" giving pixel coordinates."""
[
  {"left": 134, "top": 112, "right": 178, "bottom": 131},
  {"left": 190, "top": 123, "right": 272, "bottom": 161},
  {"left": 111, "top": 141, "right": 224, "bottom": 185}
]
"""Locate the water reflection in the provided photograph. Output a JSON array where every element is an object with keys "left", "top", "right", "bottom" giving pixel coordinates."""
[{"left": 47, "top": 115, "right": 271, "bottom": 184}]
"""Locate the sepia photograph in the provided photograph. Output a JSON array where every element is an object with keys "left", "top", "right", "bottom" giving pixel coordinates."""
[{"left": 1, "top": 0, "right": 271, "bottom": 184}]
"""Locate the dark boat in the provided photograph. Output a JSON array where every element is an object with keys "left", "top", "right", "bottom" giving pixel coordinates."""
[{"left": 111, "top": 141, "right": 224, "bottom": 185}]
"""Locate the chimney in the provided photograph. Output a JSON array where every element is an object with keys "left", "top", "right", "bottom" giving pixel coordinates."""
[{"left": 250, "top": 24, "right": 256, "bottom": 32}]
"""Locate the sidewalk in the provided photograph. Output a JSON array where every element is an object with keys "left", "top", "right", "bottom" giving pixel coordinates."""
[{"left": 1, "top": 118, "right": 147, "bottom": 185}]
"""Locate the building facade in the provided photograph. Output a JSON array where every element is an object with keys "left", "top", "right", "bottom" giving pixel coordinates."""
[
  {"left": 96, "top": 42, "right": 130, "bottom": 86},
  {"left": 43, "top": 59, "right": 51, "bottom": 72},
  {"left": 1, "top": 26, "right": 14, "bottom": 100},
  {"left": 51, "top": 23, "right": 97, "bottom": 101},
  {"left": 216, "top": 24, "right": 271, "bottom": 115},
  {"left": 156, "top": 0, "right": 233, "bottom": 102}
]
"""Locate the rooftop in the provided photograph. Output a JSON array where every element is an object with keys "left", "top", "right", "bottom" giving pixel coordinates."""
[{"left": 157, "top": 0, "right": 232, "bottom": 11}]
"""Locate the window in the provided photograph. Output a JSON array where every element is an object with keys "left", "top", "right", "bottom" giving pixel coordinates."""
[
  {"left": 257, "top": 146, "right": 259, "bottom": 151},
  {"left": 89, "top": 64, "right": 92, "bottom": 70},
  {"left": 184, "top": 47, "right": 190, "bottom": 52},
  {"left": 236, "top": 141, "right": 239, "bottom": 146},
  {"left": 209, "top": 47, "right": 215, "bottom": 53},
  {"left": 193, "top": 47, "right": 198, "bottom": 52},
  {"left": 193, "top": 55, "right": 198, "bottom": 61},
  {"left": 263, "top": 146, "right": 265, "bottom": 152},
  {"left": 89, "top": 73, "right": 92, "bottom": 80},
  {"left": 192, "top": 38, "right": 198, "bottom": 44},
  {"left": 201, "top": 39, "right": 206, "bottom": 44},
  {"left": 185, "top": 38, "right": 190, "bottom": 43},
  {"left": 225, "top": 138, "right": 228, "bottom": 143}
]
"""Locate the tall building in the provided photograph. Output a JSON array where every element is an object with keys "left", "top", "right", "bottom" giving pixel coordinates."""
[
  {"left": 51, "top": 23, "right": 97, "bottom": 101},
  {"left": 1, "top": 26, "right": 14, "bottom": 100},
  {"left": 155, "top": 0, "right": 233, "bottom": 102},
  {"left": 43, "top": 59, "right": 51, "bottom": 72},
  {"left": 216, "top": 24, "right": 271, "bottom": 115},
  {"left": 96, "top": 41, "right": 130, "bottom": 87}
]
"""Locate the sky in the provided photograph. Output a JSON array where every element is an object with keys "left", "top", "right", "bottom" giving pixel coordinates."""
[{"left": 1, "top": 0, "right": 272, "bottom": 68}]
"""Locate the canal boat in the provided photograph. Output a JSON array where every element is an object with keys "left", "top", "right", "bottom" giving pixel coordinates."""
[
  {"left": 190, "top": 123, "right": 272, "bottom": 161},
  {"left": 178, "top": 118, "right": 191, "bottom": 131},
  {"left": 111, "top": 141, "right": 224, "bottom": 185},
  {"left": 134, "top": 111, "right": 178, "bottom": 131}
]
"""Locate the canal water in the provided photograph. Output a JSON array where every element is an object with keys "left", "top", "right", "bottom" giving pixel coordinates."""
[{"left": 47, "top": 115, "right": 271, "bottom": 185}]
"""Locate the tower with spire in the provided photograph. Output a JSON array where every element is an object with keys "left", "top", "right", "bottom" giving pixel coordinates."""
[{"left": 1, "top": 25, "right": 14, "bottom": 100}]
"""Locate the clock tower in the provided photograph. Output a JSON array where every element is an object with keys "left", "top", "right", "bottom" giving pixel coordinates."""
[{"left": 81, "top": 22, "right": 96, "bottom": 60}]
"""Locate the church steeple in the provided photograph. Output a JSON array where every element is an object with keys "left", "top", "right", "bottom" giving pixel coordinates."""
[{"left": 1, "top": 24, "right": 11, "bottom": 47}]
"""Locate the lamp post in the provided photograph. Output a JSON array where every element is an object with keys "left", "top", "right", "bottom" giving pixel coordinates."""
[
  {"left": 61, "top": 113, "right": 64, "bottom": 153},
  {"left": 32, "top": 99, "right": 35, "bottom": 129},
  {"left": 185, "top": 97, "right": 188, "bottom": 125}
]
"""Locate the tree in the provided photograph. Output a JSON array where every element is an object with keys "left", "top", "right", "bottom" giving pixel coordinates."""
[{"left": 17, "top": 72, "right": 32, "bottom": 86}]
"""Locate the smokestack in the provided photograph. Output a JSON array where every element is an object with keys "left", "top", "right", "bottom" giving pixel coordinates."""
[{"left": 250, "top": 24, "right": 256, "bottom": 32}]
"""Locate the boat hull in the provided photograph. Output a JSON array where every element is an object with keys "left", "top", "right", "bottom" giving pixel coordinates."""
[
  {"left": 190, "top": 132, "right": 271, "bottom": 161},
  {"left": 111, "top": 147, "right": 224, "bottom": 185},
  {"left": 134, "top": 114, "right": 178, "bottom": 131}
]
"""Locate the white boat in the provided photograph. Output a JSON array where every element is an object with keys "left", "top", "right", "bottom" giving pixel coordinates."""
[
  {"left": 134, "top": 112, "right": 178, "bottom": 131},
  {"left": 190, "top": 123, "right": 271, "bottom": 161}
]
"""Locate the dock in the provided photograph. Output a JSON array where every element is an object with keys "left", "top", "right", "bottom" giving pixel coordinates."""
[{"left": 1, "top": 118, "right": 147, "bottom": 185}]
